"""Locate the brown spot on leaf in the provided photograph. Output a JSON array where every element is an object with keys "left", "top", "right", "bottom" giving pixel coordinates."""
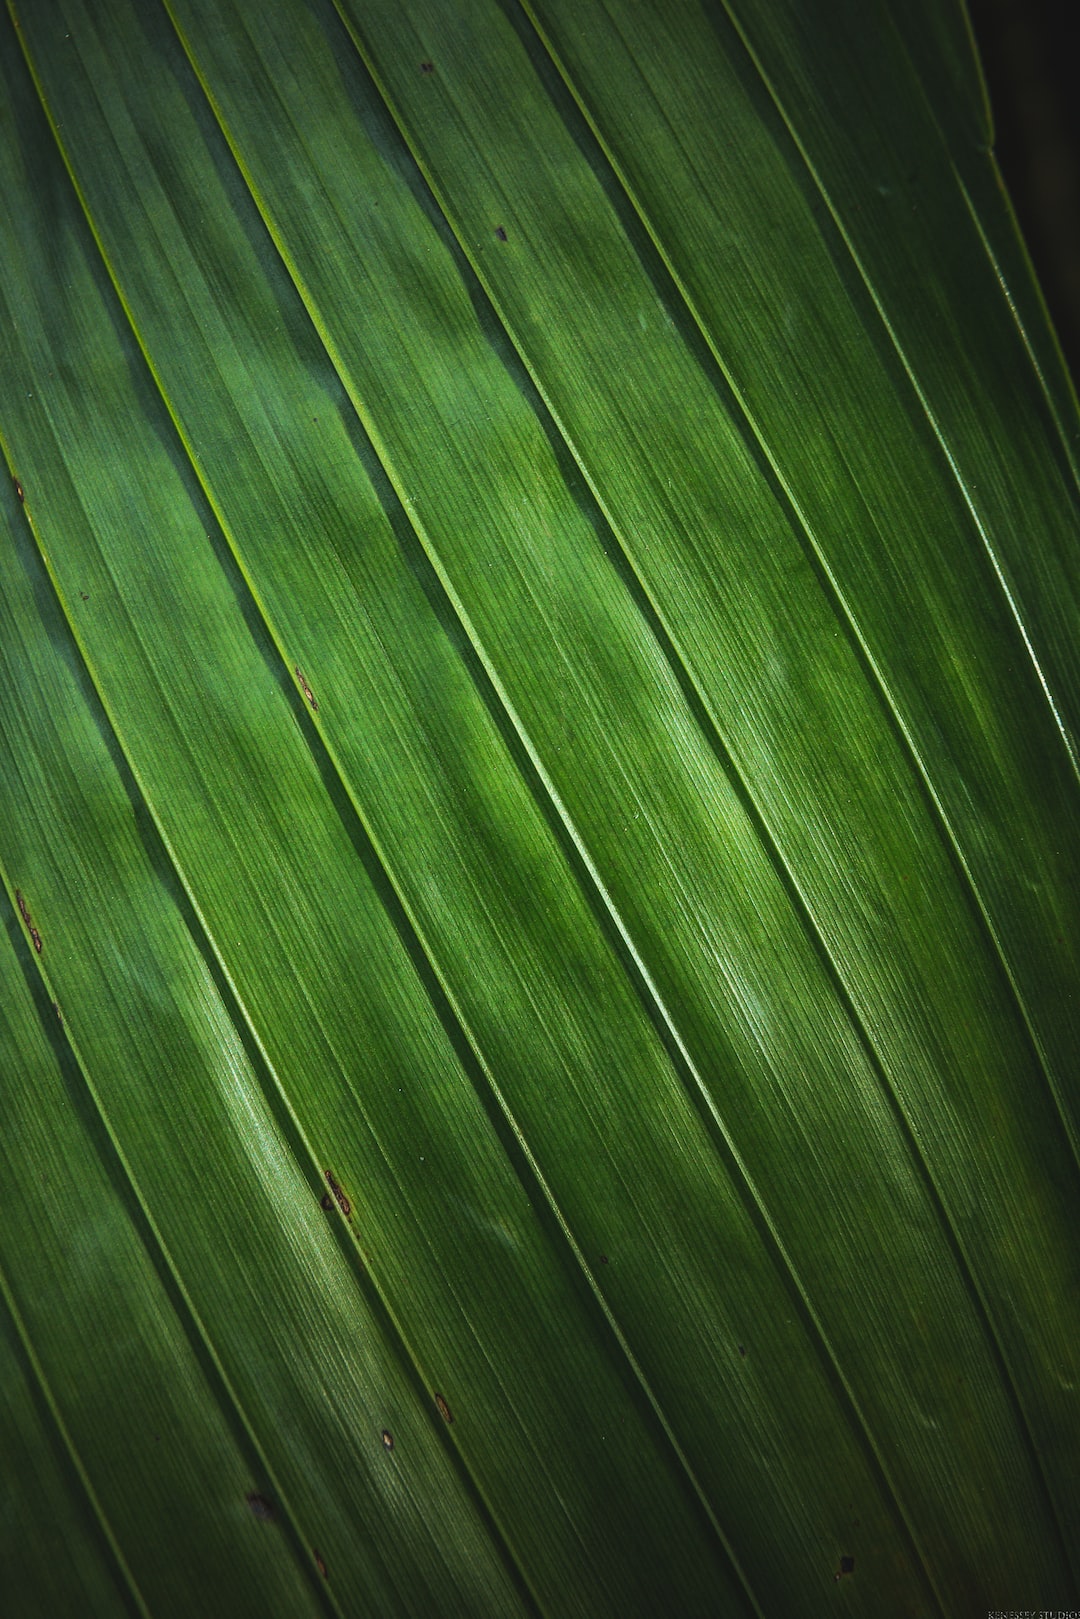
[
  {"left": 294, "top": 666, "right": 319, "bottom": 711},
  {"left": 494, "top": 226, "right": 507, "bottom": 241},
  {"left": 324, "top": 1170, "right": 351, "bottom": 1218},
  {"left": 834, "top": 1554, "right": 855, "bottom": 1581},
  {"left": 434, "top": 1392, "right": 453, "bottom": 1424},
  {"left": 245, "top": 1492, "right": 275, "bottom": 1521},
  {"left": 13, "top": 477, "right": 24, "bottom": 502},
  {"left": 14, "top": 892, "right": 41, "bottom": 952},
  {"left": 420, "top": 60, "right": 434, "bottom": 73},
  {"left": 381, "top": 1429, "right": 394, "bottom": 1450},
  {"left": 314, "top": 1551, "right": 327, "bottom": 1578}
]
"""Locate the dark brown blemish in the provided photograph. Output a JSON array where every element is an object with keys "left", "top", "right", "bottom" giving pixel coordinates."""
[
  {"left": 420, "top": 60, "right": 434, "bottom": 73},
  {"left": 834, "top": 1554, "right": 855, "bottom": 1581},
  {"left": 13, "top": 477, "right": 24, "bottom": 503},
  {"left": 294, "top": 666, "right": 319, "bottom": 712},
  {"left": 314, "top": 1551, "right": 328, "bottom": 1579},
  {"left": 381, "top": 1429, "right": 394, "bottom": 1450},
  {"left": 434, "top": 1392, "right": 453, "bottom": 1424},
  {"left": 320, "top": 1192, "right": 334, "bottom": 1211},
  {"left": 245, "top": 1492, "right": 276, "bottom": 1521},
  {"left": 494, "top": 226, "right": 507, "bottom": 241},
  {"left": 598, "top": 1253, "right": 608, "bottom": 1264},
  {"left": 17, "top": 891, "right": 43, "bottom": 953},
  {"left": 324, "top": 1169, "right": 351, "bottom": 1218},
  {"left": 79, "top": 592, "right": 89, "bottom": 601},
  {"left": 53, "top": 1001, "right": 62, "bottom": 1022},
  {"left": 738, "top": 1344, "right": 746, "bottom": 1358}
]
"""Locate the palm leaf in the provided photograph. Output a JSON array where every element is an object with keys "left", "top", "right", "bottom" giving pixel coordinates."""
[{"left": 1, "top": 0, "right": 1077, "bottom": 1613}]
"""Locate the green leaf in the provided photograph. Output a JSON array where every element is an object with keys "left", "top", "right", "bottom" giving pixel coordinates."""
[{"left": 1, "top": 1, "right": 1077, "bottom": 1613}]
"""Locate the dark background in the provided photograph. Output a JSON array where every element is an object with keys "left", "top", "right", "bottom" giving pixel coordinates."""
[{"left": 967, "top": 0, "right": 1080, "bottom": 386}]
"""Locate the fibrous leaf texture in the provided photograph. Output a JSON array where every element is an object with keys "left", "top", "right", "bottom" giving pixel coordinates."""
[{"left": 1, "top": 1, "right": 1078, "bottom": 1614}]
